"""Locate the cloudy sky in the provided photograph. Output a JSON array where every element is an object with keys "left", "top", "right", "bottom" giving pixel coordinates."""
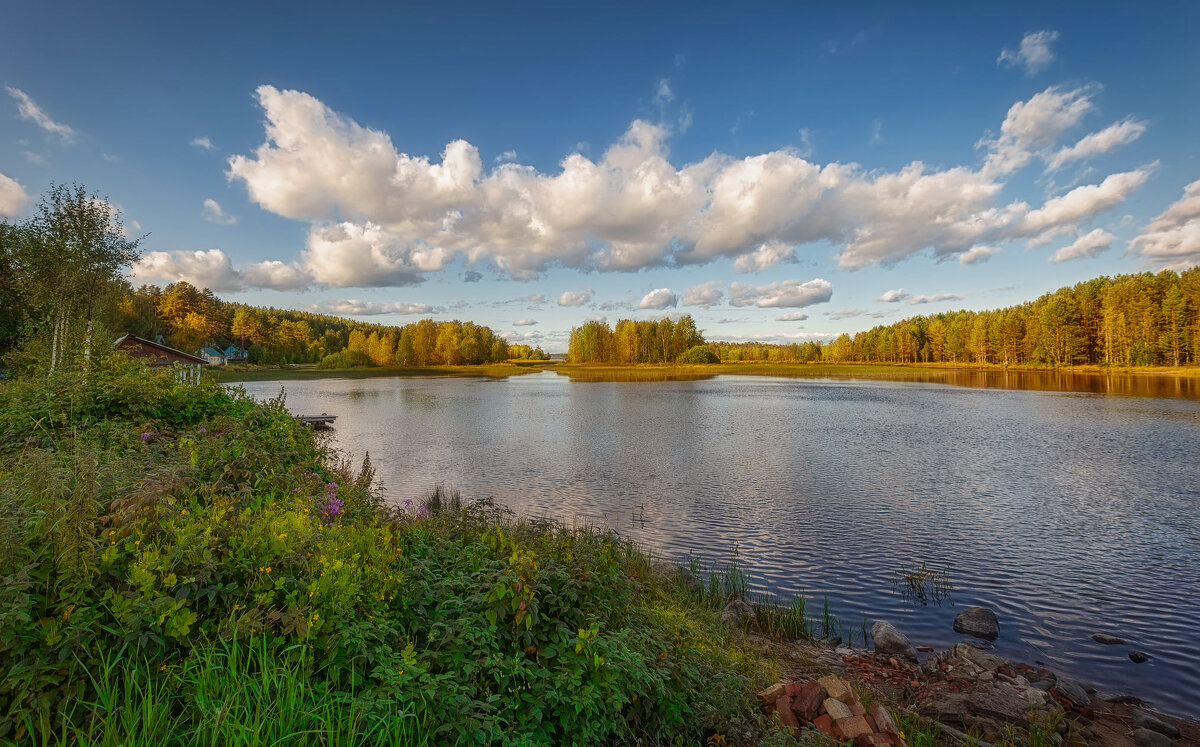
[{"left": 2, "top": 2, "right": 1198, "bottom": 351}]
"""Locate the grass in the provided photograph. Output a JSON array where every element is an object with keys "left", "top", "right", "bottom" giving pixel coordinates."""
[
  {"left": 893, "top": 562, "right": 954, "bottom": 606},
  {"left": 213, "top": 361, "right": 557, "bottom": 383},
  {"left": 0, "top": 354, "right": 787, "bottom": 746}
]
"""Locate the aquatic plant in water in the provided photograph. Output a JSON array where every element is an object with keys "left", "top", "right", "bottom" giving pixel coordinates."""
[{"left": 892, "top": 561, "right": 954, "bottom": 606}]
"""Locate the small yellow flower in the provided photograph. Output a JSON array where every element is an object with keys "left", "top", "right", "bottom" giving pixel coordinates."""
[
  {"left": 264, "top": 566, "right": 272, "bottom": 573},
  {"left": 134, "top": 540, "right": 140, "bottom": 546},
  {"left": 312, "top": 613, "right": 319, "bottom": 621}
]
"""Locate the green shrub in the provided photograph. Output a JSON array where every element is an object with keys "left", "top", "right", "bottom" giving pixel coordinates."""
[
  {"left": 678, "top": 346, "right": 721, "bottom": 364},
  {"left": 319, "top": 349, "right": 372, "bottom": 368},
  {"left": 0, "top": 361, "right": 766, "bottom": 745}
]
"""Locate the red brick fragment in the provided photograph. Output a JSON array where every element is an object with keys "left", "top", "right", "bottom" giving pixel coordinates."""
[
  {"left": 837, "top": 715, "right": 873, "bottom": 740},
  {"left": 790, "top": 682, "right": 827, "bottom": 722},
  {"left": 813, "top": 714, "right": 836, "bottom": 738},
  {"left": 775, "top": 695, "right": 799, "bottom": 729}
]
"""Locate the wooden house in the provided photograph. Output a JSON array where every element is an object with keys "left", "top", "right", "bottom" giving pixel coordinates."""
[
  {"left": 197, "top": 346, "right": 227, "bottom": 366},
  {"left": 113, "top": 334, "right": 207, "bottom": 384}
]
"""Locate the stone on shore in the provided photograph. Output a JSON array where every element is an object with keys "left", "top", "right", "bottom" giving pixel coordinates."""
[
  {"left": 1091, "top": 633, "right": 1126, "bottom": 645},
  {"left": 721, "top": 598, "right": 757, "bottom": 631},
  {"left": 1052, "top": 677, "right": 1091, "bottom": 709},
  {"left": 1133, "top": 710, "right": 1181, "bottom": 740},
  {"left": 871, "top": 620, "right": 918, "bottom": 662},
  {"left": 1133, "top": 727, "right": 1175, "bottom": 747},
  {"left": 953, "top": 606, "right": 999, "bottom": 640}
]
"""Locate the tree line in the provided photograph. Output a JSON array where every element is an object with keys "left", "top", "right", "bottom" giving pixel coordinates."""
[
  {"left": 819, "top": 269, "right": 1200, "bottom": 367},
  {"left": 1, "top": 184, "right": 546, "bottom": 371},
  {"left": 566, "top": 316, "right": 705, "bottom": 363}
]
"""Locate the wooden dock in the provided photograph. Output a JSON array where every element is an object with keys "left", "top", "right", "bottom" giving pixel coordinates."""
[{"left": 297, "top": 414, "right": 337, "bottom": 429}]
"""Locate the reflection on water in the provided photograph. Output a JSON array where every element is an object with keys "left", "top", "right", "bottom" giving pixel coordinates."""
[{"left": 239, "top": 370, "right": 1200, "bottom": 717}]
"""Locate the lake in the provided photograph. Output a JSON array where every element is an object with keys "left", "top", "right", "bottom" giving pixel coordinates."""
[{"left": 239, "top": 369, "right": 1200, "bottom": 716}]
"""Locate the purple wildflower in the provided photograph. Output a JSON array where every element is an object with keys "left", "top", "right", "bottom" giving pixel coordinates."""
[
  {"left": 321, "top": 497, "right": 345, "bottom": 521},
  {"left": 198, "top": 427, "right": 207, "bottom": 434},
  {"left": 416, "top": 506, "right": 430, "bottom": 518},
  {"left": 140, "top": 432, "right": 153, "bottom": 441}
]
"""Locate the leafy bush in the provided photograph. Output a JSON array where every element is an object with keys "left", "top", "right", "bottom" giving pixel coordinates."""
[
  {"left": 319, "top": 349, "right": 372, "bottom": 368},
  {"left": 678, "top": 346, "right": 721, "bottom": 364},
  {"left": 0, "top": 360, "right": 767, "bottom": 745}
]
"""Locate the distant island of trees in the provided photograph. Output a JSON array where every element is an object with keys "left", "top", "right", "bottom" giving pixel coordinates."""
[{"left": 567, "top": 268, "right": 1200, "bottom": 368}]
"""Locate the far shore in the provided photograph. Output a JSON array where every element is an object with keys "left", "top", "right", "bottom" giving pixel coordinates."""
[{"left": 215, "top": 359, "right": 1200, "bottom": 383}]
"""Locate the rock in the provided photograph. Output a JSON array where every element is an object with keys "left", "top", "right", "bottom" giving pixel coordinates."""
[
  {"left": 1053, "top": 678, "right": 1091, "bottom": 709},
  {"left": 953, "top": 643, "right": 1009, "bottom": 672},
  {"left": 1133, "top": 710, "right": 1181, "bottom": 740},
  {"left": 1091, "top": 633, "right": 1126, "bottom": 645},
  {"left": 721, "top": 598, "right": 756, "bottom": 631},
  {"left": 953, "top": 606, "right": 1000, "bottom": 640},
  {"left": 1129, "top": 649, "right": 1150, "bottom": 663},
  {"left": 812, "top": 714, "right": 836, "bottom": 738},
  {"left": 817, "top": 674, "right": 853, "bottom": 703},
  {"left": 871, "top": 620, "right": 918, "bottom": 662},
  {"left": 1132, "top": 727, "right": 1175, "bottom": 747},
  {"left": 835, "top": 715, "right": 873, "bottom": 740},
  {"left": 790, "top": 682, "right": 827, "bottom": 721},
  {"left": 775, "top": 694, "right": 800, "bottom": 729},
  {"left": 757, "top": 682, "right": 785, "bottom": 708},
  {"left": 869, "top": 704, "right": 899, "bottom": 735},
  {"left": 824, "top": 697, "right": 854, "bottom": 720}
]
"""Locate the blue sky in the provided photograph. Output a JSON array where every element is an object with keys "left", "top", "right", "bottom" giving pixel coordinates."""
[{"left": 3, "top": 2, "right": 1198, "bottom": 352}]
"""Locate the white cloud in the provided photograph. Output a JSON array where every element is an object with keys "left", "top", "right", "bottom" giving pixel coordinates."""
[
  {"left": 218, "top": 84, "right": 1159, "bottom": 285},
  {"left": 494, "top": 150, "right": 517, "bottom": 163},
  {"left": 305, "top": 299, "right": 436, "bottom": 315},
  {"left": 303, "top": 221, "right": 450, "bottom": 287},
  {"left": 654, "top": 78, "right": 674, "bottom": 105},
  {"left": 981, "top": 85, "right": 1094, "bottom": 175},
  {"left": 1023, "top": 166, "right": 1154, "bottom": 233},
  {"left": 191, "top": 136, "right": 216, "bottom": 150},
  {"left": 907, "top": 293, "right": 964, "bottom": 305},
  {"left": 1046, "top": 119, "right": 1147, "bottom": 171},
  {"left": 638, "top": 288, "right": 678, "bottom": 310},
  {"left": 958, "top": 245, "right": 1001, "bottom": 265},
  {"left": 1128, "top": 180, "right": 1200, "bottom": 269},
  {"left": 869, "top": 119, "right": 883, "bottom": 146},
  {"left": 797, "top": 128, "right": 815, "bottom": 158},
  {"left": 1049, "top": 228, "right": 1116, "bottom": 262},
  {"left": 5, "top": 86, "right": 77, "bottom": 143},
  {"left": 558, "top": 289, "right": 594, "bottom": 307},
  {"left": 775, "top": 311, "right": 808, "bottom": 321},
  {"left": 682, "top": 280, "right": 725, "bottom": 309},
  {"left": 133, "top": 249, "right": 311, "bottom": 292},
  {"left": 202, "top": 198, "right": 238, "bottom": 225},
  {"left": 0, "top": 172, "right": 31, "bottom": 216},
  {"left": 512, "top": 317, "right": 538, "bottom": 326},
  {"left": 733, "top": 240, "right": 795, "bottom": 273},
  {"left": 827, "top": 309, "right": 884, "bottom": 320},
  {"left": 503, "top": 330, "right": 544, "bottom": 342},
  {"left": 876, "top": 288, "right": 910, "bottom": 303},
  {"left": 998, "top": 30, "right": 1059, "bottom": 75},
  {"left": 729, "top": 278, "right": 833, "bottom": 308}
]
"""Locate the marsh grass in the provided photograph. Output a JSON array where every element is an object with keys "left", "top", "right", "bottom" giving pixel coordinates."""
[{"left": 893, "top": 562, "right": 954, "bottom": 606}]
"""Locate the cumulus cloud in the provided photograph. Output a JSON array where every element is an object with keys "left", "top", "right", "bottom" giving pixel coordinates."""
[
  {"left": 462, "top": 269, "right": 483, "bottom": 282},
  {"left": 503, "top": 330, "right": 543, "bottom": 342},
  {"left": 1049, "top": 228, "right": 1116, "bottom": 262},
  {"left": 0, "top": 172, "right": 31, "bottom": 216},
  {"left": 981, "top": 85, "right": 1094, "bottom": 175},
  {"left": 1046, "top": 119, "right": 1147, "bottom": 171},
  {"left": 775, "top": 312, "right": 809, "bottom": 321},
  {"left": 216, "top": 84, "right": 1158, "bottom": 286},
  {"left": 191, "top": 136, "right": 216, "bottom": 150},
  {"left": 5, "top": 86, "right": 77, "bottom": 142},
  {"left": 908, "top": 293, "right": 964, "bottom": 305},
  {"left": 729, "top": 279, "right": 833, "bottom": 308},
  {"left": 512, "top": 317, "right": 538, "bottom": 326},
  {"left": 998, "top": 30, "right": 1059, "bottom": 75},
  {"left": 494, "top": 150, "right": 517, "bottom": 163},
  {"left": 958, "top": 245, "right": 1001, "bottom": 265},
  {"left": 305, "top": 299, "right": 436, "bottom": 316},
  {"left": 558, "top": 289, "right": 593, "bottom": 307},
  {"left": 876, "top": 289, "right": 910, "bottom": 303},
  {"left": 1128, "top": 180, "right": 1200, "bottom": 269},
  {"left": 638, "top": 288, "right": 678, "bottom": 310},
  {"left": 133, "top": 249, "right": 312, "bottom": 292},
  {"left": 732, "top": 240, "right": 795, "bottom": 272},
  {"left": 202, "top": 198, "right": 238, "bottom": 225},
  {"left": 682, "top": 280, "right": 725, "bottom": 308},
  {"left": 1023, "top": 166, "right": 1154, "bottom": 233},
  {"left": 598, "top": 299, "right": 635, "bottom": 312}
]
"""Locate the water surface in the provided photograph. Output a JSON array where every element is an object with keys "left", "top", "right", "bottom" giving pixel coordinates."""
[{"left": 240, "top": 371, "right": 1200, "bottom": 716}]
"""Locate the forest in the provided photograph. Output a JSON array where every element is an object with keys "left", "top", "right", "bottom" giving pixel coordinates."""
[
  {"left": 0, "top": 186, "right": 547, "bottom": 369},
  {"left": 566, "top": 269, "right": 1200, "bottom": 368}
]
